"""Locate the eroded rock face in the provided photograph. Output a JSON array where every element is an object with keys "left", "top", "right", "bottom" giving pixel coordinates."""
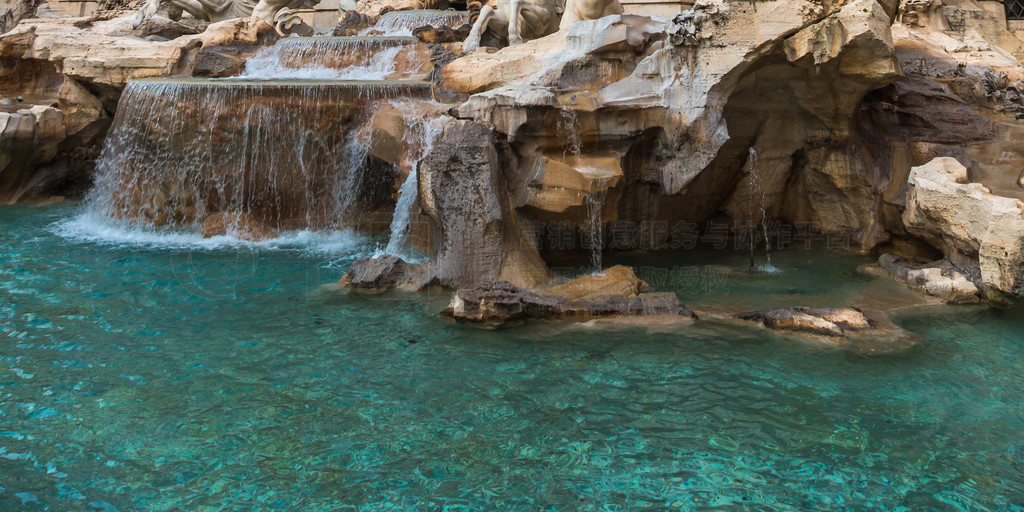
[
  {"left": 738, "top": 307, "right": 875, "bottom": 338},
  {"left": 902, "top": 157, "right": 1024, "bottom": 299},
  {"left": 418, "top": 119, "right": 550, "bottom": 288},
  {"left": 441, "top": 279, "right": 694, "bottom": 327}
]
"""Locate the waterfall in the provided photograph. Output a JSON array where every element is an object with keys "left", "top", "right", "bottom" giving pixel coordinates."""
[
  {"left": 242, "top": 36, "right": 430, "bottom": 81},
  {"left": 360, "top": 10, "right": 470, "bottom": 37},
  {"left": 85, "top": 79, "right": 430, "bottom": 232},
  {"left": 585, "top": 188, "right": 607, "bottom": 272},
  {"left": 559, "top": 106, "right": 606, "bottom": 273},
  {"left": 383, "top": 105, "right": 446, "bottom": 260},
  {"left": 747, "top": 147, "right": 777, "bottom": 273}
]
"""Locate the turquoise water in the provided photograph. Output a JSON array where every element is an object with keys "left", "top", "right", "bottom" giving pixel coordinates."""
[{"left": 2, "top": 204, "right": 1024, "bottom": 511}]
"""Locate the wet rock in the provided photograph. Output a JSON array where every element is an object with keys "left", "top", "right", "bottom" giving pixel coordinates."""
[
  {"left": 339, "top": 254, "right": 427, "bottom": 291},
  {"left": 201, "top": 212, "right": 275, "bottom": 242},
  {"left": 442, "top": 278, "right": 694, "bottom": 327},
  {"left": 738, "top": 307, "right": 874, "bottom": 338},
  {"left": 418, "top": 120, "right": 549, "bottom": 288},
  {"left": 413, "top": 24, "right": 470, "bottom": 44},
  {"left": 902, "top": 157, "right": 1024, "bottom": 300},
  {"left": 878, "top": 253, "right": 981, "bottom": 303},
  {"left": 540, "top": 265, "right": 650, "bottom": 300}
]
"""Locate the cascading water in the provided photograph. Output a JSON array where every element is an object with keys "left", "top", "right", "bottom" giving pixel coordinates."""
[
  {"left": 559, "top": 106, "right": 607, "bottom": 272},
  {"left": 242, "top": 36, "right": 431, "bottom": 81},
  {"left": 746, "top": 147, "right": 777, "bottom": 273},
  {"left": 78, "top": 13, "right": 444, "bottom": 244},
  {"left": 383, "top": 105, "right": 446, "bottom": 260},
  {"left": 84, "top": 78, "right": 430, "bottom": 233},
  {"left": 585, "top": 187, "right": 607, "bottom": 272},
  {"left": 359, "top": 9, "right": 470, "bottom": 36}
]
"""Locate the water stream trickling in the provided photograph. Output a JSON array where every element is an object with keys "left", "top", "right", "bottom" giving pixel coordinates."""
[
  {"left": 585, "top": 187, "right": 607, "bottom": 272},
  {"left": 383, "top": 106, "right": 446, "bottom": 260},
  {"left": 747, "top": 147, "right": 776, "bottom": 273},
  {"left": 359, "top": 9, "right": 470, "bottom": 36},
  {"left": 242, "top": 36, "right": 430, "bottom": 81}
]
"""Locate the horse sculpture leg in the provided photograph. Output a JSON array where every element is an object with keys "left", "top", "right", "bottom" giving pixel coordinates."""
[
  {"left": 464, "top": 4, "right": 495, "bottom": 52},
  {"left": 507, "top": 0, "right": 524, "bottom": 45}
]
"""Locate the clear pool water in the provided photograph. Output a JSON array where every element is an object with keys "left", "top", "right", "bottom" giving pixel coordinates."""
[{"left": 2, "top": 204, "right": 1023, "bottom": 511}]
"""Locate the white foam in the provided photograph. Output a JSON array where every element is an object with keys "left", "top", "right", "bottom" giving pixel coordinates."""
[
  {"left": 50, "top": 212, "right": 370, "bottom": 256},
  {"left": 241, "top": 46, "right": 404, "bottom": 81}
]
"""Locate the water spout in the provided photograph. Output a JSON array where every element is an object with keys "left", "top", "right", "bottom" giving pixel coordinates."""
[{"left": 747, "top": 147, "right": 776, "bottom": 274}]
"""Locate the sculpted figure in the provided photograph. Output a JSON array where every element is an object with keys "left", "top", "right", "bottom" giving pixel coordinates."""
[
  {"left": 132, "top": 0, "right": 317, "bottom": 35},
  {"left": 463, "top": 0, "right": 623, "bottom": 52},
  {"left": 463, "top": 0, "right": 562, "bottom": 52},
  {"left": 559, "top": 0, "right": 621, "bottom": 29},
  {"left": 896, "top": 0, "right": 939, "bottom": 27}
]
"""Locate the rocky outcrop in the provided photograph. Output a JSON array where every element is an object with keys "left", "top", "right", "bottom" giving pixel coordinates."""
[
  {"left": 441, "top": 278, "right": 694, "bottom": 327},
  {"left": 1, "top": 0, "right": 38, "bottom": 35},
  {"left": 877, "top": 253, "right": 982, "bottom": 303},
  {"left": 437, "top": 0, "right": 902, "bottom": 264},
  {"left": 417, "top": 119, "right": 549, "bottom": 288},
  {"left": 738, "top": 307, "right": 875, "bottom": 338},
  {"left": 902, "top": 157, "right": 1024, "bottom": 300}
]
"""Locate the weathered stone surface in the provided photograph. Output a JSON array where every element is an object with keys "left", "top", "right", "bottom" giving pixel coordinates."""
[
  {"left": 2, "top": 0, "right": 37, "bottom": 34},
  {"left": 738, "top": 307, "right": 875, "bottom": 338},
  {"left": 441, "top": 279, "right": 694, "bottom": 327},
  {"left": 902, "top": 157, "right": 1024, "bottom": 299},
  {"left": 540, "top": 264, "right": 649, "bottom": 300},
  {"left": 201, "top": 211, "right": 275, "bottom": 241},
  {"left": 339, "top": 254, "right": 428, "bottom": 291},
  {"left": 418, "top": 119, "right": 550, "bottom": 288},
  {"left": 878, "top": 253, "right": 982, "bottom": 303}
]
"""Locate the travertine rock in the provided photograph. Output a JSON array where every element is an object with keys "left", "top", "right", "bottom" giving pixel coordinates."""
[
  {"left": 878, "top": 253, "right": 982, "bottom": 303},
  {"left": 539, "top": 264, "right": 649, "bottom": 300},
  {"left": 339, "top": 254, "right": 428, "bottom": 291},
  {"left": 902, "top": 157, "right": 1024, "bottom": 299},
  {"left": 441, "top": 279, "right": 694, "bottom": 327},
  {"left": 418, "top": 120, "right": 550, "bottom": 288},
  {"left": 738, "top": 307, "right": 875, "bottom": 338}
]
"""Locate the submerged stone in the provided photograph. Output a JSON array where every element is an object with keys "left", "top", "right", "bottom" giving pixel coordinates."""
[
  {"left": 737, "top": 307, "right": 875, "bottom": 338},
  {"left": 441, "top": 279, "right": 694, "bottom": 327}
]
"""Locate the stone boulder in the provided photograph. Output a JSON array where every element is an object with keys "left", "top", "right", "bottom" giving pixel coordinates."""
[
  {"left": 902, "top": 157, "right": 1024, "bottom": 300},
  {"left": 339, "top": 254, "right": 430, "bottom": 291},
  {"left": 878, "top": 253, "right": 981, "bottom": 303},
  {"left": 540, "top": 264, "right": 650, "bottom": 300},
  {"left": 738, "top": 307, "right": 875, "bottom": 338},
  {"left": 441, "top": 280, "right": 695, "bottom": 327}
]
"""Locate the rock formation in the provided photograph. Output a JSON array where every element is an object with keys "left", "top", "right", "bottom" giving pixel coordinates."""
[
  {"left": 901, "top": 157, "right": 1024, "bottom": 300},
  {"left": 442, "top": 270, "right": 695, "bottom": 327},
  {"left": 4, "top": 0, "right": 1024, "bottom": 307}
]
